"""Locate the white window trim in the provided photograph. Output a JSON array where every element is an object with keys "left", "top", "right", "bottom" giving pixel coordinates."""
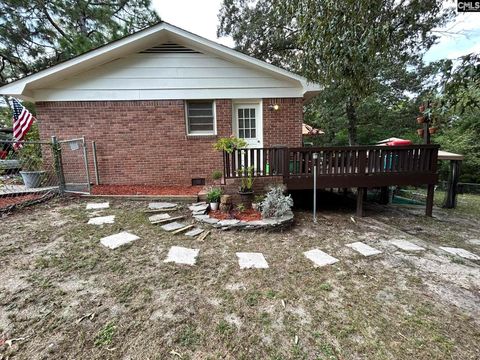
[{"left": 185, "top": 100, "right": 217, "bottom": 136}]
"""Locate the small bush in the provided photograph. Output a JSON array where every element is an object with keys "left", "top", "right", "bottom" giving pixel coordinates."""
[
  {"left": 261, "top": 186, "right": 293, "bottom": 218},
  {"left": 206, "top": 187, "right": 222, "bottom": 203},
  {"left": 212, "top": 170, "right": 223, "bottom": 180}
]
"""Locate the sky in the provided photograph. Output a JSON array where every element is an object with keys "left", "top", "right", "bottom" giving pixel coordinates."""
[{"left": 151, "top": 0, "right": 480, "bottom": 63}]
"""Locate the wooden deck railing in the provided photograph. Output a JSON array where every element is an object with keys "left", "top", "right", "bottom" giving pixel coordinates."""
[{"left": 223, "top": 145, "right": 439, "bottom": 188}]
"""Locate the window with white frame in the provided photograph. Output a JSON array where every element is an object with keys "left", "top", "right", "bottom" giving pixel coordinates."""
[{"left": 185, "top": 100, "right": 216, "bottom": 135}]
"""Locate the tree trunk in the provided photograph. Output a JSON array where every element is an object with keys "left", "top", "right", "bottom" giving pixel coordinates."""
[{"left": 346, "top": 97, "right": 358, "bottom": 146}]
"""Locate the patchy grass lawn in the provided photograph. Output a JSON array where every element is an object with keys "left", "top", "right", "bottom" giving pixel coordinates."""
[{"left": 1, "top": 196, "right": 479, "bottom": 359}]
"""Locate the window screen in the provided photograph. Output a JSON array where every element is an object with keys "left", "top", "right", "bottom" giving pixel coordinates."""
[{"left": 186, "top": 101, "right": 215, "bottom": 134}]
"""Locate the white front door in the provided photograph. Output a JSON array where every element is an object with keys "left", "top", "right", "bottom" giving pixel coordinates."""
[{"left": 234, "top": 103, "right": 262, "bottom": 148}]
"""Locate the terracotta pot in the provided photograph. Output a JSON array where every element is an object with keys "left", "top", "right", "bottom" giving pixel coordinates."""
[
  {"left": 416, "top": 116, "right": 425, "bottom": 124},
  {"left": 428, "top": 127, "right": 437, "bottom": 134},
  {"left": 419, "top": 104, "right": 426, "bottom": 112},
  {"left": 417, "top": 128, "right": 424, "bottom": 137}
]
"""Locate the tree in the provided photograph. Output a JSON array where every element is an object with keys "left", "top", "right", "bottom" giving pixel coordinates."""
[
  {"left": 0, "top": 0, "right": 159, "bottom": 87},
  {"left": 218, "top": 0, "right": 453, "bottom": 144}
]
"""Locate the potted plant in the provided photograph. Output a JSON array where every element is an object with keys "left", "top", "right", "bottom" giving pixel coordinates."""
[
  {"left": 252, "top": 194, "right": 265, "bottom": 211},
  {"left": 417, "top": 128, "right": 424, "bottom": 137},
  {"left": 416, "top": 116, "right": 425, "bottom": 124},
  {"left": 206, "top": 187, "right": 222, "bottom": 211},
  {"left": 19, "top": 145, "right": 45, "bottom": 188},
  {"left": 428, "top": 126, "right": 438, "bottom": 134},
  {"left": 238, "top": 166, "right": 254, "bottom": 208},
  {"left": 213, "top": 135, "right": 247, "bottom": 153},
  {"left": 212, "top": 170, "right": 223, "bottom": 185}
]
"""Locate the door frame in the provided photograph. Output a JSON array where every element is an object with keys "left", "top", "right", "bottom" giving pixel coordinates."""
[{"left": 232, "top": 99, "right": 263, "bottom": 148}]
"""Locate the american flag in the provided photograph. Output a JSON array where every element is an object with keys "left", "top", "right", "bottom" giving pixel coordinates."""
[{"left": 11, "top": 98, "right": 35, "bottom": 150}]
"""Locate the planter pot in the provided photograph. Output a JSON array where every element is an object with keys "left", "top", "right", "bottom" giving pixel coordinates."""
[
  {"left": 428, "top": 127, "right": 437, "bottom": 134},
  {"left": 210, "top": 202, "right": 219, "bottom": 211},
  {"left": 417, "top": 129, "right": 424, "bottom": 137},
  {"left": 419, "top": 104, "right": 426, "bottom": 112},
  {"left": 20, "top": 171, "right": 45, "bottom": 189},
  {"left": 416, "top": 116, "right": 425, "bottom": 124},
  {"left": 238, "top": 190, "right": 254, "bottom": 209}
]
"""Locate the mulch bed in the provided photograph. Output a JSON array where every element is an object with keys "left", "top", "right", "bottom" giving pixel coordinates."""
[
  {"left": 210, "top": 208, "right": 262, "bottom": 221},
  {"left": 91, "top": 185, "right": 203, "bottom": 196},
  {"left": 0, "top": 194, "right": 43, "bottom": 208}
]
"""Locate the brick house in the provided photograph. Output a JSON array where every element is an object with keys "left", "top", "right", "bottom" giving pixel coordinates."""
[{"left": 0, "top": 22, "right": 321, "bottom": 187}]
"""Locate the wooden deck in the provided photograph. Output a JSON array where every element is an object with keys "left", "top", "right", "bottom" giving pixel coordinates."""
[{"left": 223, "top": 144, "right": 439, "bottom": 216}]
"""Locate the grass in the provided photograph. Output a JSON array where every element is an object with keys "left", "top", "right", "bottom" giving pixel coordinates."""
[{"left": 0, "top": 197, "right": 479, "bottom": 359}]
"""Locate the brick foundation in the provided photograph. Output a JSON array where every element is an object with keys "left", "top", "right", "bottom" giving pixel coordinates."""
[{"left": 36, "top": 98, "right": 303, "bottom": 186}]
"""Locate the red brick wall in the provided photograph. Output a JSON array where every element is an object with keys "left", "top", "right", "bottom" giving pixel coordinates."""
[
  {"left": 35, "top": 98, "right": 303, "bottom": 186},
  {"left": 263, "top": 98, "right": 303, "bottom": 148}
]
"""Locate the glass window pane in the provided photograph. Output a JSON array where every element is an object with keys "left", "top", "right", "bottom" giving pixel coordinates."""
[
  {"left": 239, "top": 129, "right": 244, "bottom": 138},
  {"left": 244, "top": 108, "right": 249, "bottom": 118},
  {"left": 251, "top": 129, "right": 256, "bottom": 138},
  {"left": 239, "top": 118, "right": 244, "bottom": 129},
  {"left": 238, "top": 109, "right": 243, "bottom": 118},
  {"left": 245, "top": 129, "right": 251, "bottom": 138},
  {"left": 250, "top": 108, "right": 255, "bottom": 117},
  {"left": 187, "top": 100, "right": 214, "bottom": 134}
]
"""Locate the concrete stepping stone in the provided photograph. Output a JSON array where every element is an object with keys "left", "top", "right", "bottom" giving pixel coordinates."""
[
  {"left": 218, "top": 219, "right": 240, "bottom": 227},
  {"left": 193, "top": 210, "right": 207, "bottom": 216},
  {"left": 346, "top": 242, "right": 382, "bottom": 256},
  {"left": 86, "top": 202, "right": 109, "bottom": 210},
  {"left": 236, "top": 252, "right": 269, "bottom": 269},
  {"left": 439, "top": 247, "right": 480, "bottom": 260},
  {"left": 88, "top": 215, "right": 115, "bottom": 225},
  {"left": 148, "top": 213, "right": 171, "bottom": 223},
  {"left": 148, "top": 202, "right": 177, "bottom": 210},
  {"left": 100, "top": 231, "right": 139, "bottom": 249},
  {"left": 304, "top": 249, "right": 339, "bottom": 267},
  {"left": 189, "top": 204, "right": 209, "bottom": 212},
  {"left": 161, "top": 221, "right": 186, "bottom": 231},
  {"left": 164, "top": 246, "right": 199, "bottom": 265},
  {"left": 390, "top": 239, "right": 425, "bottom": 251},
  {"left": 185, "top": 228, "right": 204, "bottom": 237}
]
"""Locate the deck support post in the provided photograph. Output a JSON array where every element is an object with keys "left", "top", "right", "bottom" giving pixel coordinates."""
[
  {"left": 443, "top": 160, "right": 461, "bottom": 209},
  {"left": 426, "top": 184, "right": 435, "bottom": 217},
  {"left": 379, "top": 186, "right": 389, "bottom": 204},
  {"left": 356, "top": 187, "right": 366, "bottom": 217}
]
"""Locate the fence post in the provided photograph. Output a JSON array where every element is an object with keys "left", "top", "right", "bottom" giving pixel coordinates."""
[
  {"left": 51, "top": 136, "right": 65, "bottom": 194},
  {"left": 82, "top": 136, "right": 92, "bottom": 193},
  {"left": 92, "top": 141, "right": 100, "bottom": 185}
]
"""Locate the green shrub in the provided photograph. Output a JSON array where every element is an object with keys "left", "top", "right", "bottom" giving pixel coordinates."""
[
  {"left": 206, "top": 187, "right": 222, "bottom": 203},
  {"left": 261, "top": 186, "right": 293, "bottom": 218},
  {"left": 213, "top": 136, "right": 247, "bottom": 153},
  {"left": 212, "top": 170, "right": 223, "bottom": 180}
]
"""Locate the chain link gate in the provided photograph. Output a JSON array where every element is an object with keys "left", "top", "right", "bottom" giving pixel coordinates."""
[{"left": 55, "top": 137, "right": 91, "bottom": 194}]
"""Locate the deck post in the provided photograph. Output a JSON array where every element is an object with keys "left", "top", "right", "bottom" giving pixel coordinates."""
[
  {"left": 426, "top": 184, "right": 435, "bottom": 216},
  {"left": 379, "top": 186, "right": 389, "bottom": 204},
  {"left": 356, "top": 187, "right": 365, "bottom": 217},
  {"left": 443, "top": 160, "right": 461, "bottom": 209}
]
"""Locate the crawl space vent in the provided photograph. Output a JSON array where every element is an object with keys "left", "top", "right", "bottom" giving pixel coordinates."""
[
  {"left": 191, "top": 178, "right": 205, "bottom": 186},
  {"left": 140, "top": 42, "right": 201, "bottom": 54}
]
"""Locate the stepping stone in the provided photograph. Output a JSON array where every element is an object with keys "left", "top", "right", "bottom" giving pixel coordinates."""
[
  {"left": 148, "top": 202, "right": 177, "bottom": 210},
  {"left": 391, "top": 239, "right": 425, "bottom": 251},
  {"left": 161, "top": 222, "right": 186, "bottom": 232},
  {"left": 88, "top": 215, "right": 115, "bottom": 225},
  {"left": 439, "top": 247, "right": 480, "bottom": 260},
  {"left": 189, "top": 204, "right": 209, "bottom": 212},
  {"left": 100, "top": 231, "right": 139, "bottom": 249},
  {"left": 164, "top": 246, "right": 199, "bottom": 265},
  {"left": 191, "top": 201, "right": 206, "bottom": 206},
  {"left": 193, "top": 210, "right": 207, "bottom": 216},
  {"left": 86, "top": 202, "right": 109, "bottom": 210},
  {"left": 185, "top": 228, "right": 204, "bottom": 237},
  {"left": 304, "top": 249, "right": 339, "bottom": 267},
  {"left": 201, "top": 217, "right": 219, "bottom": 224},
  {"left": 148, "top": 213, "right": 171, "bottom": 222},
  {"left": 236, "top": 252, "right": 269, "bottom": 269},
  {"left": 218, "top": 219, "right": 240, "bottom": 227},
  {"left": 346, "top": 242, "right": 382, "bottom": 256}
]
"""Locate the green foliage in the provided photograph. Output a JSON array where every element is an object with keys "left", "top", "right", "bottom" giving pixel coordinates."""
[
  {"left": 239, "top": 166, "right": 254, "bottom": 192},
  {"left": 211, "top": 170, "right": 223, "bottom": 180},
  {"left": 219, "top": 0, "right": 453, "bottom": 145},
  {"left": 235, "top": 203, "right": 246, "bottom": 212},
  {"left": 0, "top": 0, "right": 159, "bottom": 86},
  {"left": 213, "top": 136, "right": 247, "bottom": 153},
  {"left": 19, "top": 144, "right": 43, "bottom": 171},
  {"left": 206, "top": 187, "right": 223, "bottom": 203},
  {"left": 94, "top": 322, "right": 116, "bottom": 347}
]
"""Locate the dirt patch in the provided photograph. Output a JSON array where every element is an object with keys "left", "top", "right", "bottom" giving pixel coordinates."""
[
  {"left": 210, "top": 208, "right": 262, "bottom": 221},
  {"left": 0, "top": 197, "right": 479, "bottom": 359},
  {"left": 91, "top": 184, "right": 202, "bottom": 196}
]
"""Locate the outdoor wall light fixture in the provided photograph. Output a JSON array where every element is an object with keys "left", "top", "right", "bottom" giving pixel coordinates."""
[{"left": 268, "top": 104, "right": 280, "bottom": 111}]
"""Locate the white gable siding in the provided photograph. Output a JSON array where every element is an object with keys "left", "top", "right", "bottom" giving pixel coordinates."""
[{"left": 33, "top": 52, "right": 305, "bottom": 101}]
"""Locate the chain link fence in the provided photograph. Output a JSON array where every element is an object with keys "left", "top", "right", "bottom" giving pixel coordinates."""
[{"left": 0, "top": 137, "right": 91, "bottom": 210}]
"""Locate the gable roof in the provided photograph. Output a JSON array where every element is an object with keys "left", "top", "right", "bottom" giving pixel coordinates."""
[{"left": 0, "top": 22, "right": 321, "bottom": 101}]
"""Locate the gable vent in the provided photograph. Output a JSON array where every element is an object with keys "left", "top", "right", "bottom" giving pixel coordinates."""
[{"left": 140, "top": 42, "right": 201, "bottom": 54}]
